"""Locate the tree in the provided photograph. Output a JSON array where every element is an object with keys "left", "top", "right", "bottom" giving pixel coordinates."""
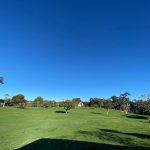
[
  {"left": 64, "top": 100, "right": 73, "bottom": 113},
  {"left": 145, "top": 100, "right": 150, "bottom": 115},
  {"left": 135, "top": 100, "right": 146, "bottom": 114},
  {"left": 119, "top": 92, "right": 131, "bottom": 104},
  {"left": 72, "top": 98, "right": 81, "bottom": 108},
  {"left": 33, "top": 96, "right": 44, "bottom": 107},
  {"left": 89, "top": 98, "right": 104, "bottom": 107},
  {"left": 43, "top": 100, "right": 56, "bottom": 108},
  {"left": 119, "top": 92, "right": 131, "bottom": 115},
  {"left": 145, "top": 100, "right": 150, "bottom": 122},
  {"left": 0, "top": 77, "right": 4, "bottom": 84},
  {"left": 82, "top": 101, "right": 90, "bottom": 107},
  {"left": 58, "top": 101, "right": 65, "bottom": 107},
  {"left": 111, "top": 96, "right": 120, "bottom": 110},
  {"left": 11, "top": 94, "right": 26, "bottom": 107},
  {"left": 0, "top": 77, "right": 4, "bottom": 106},
  {"left": 3, "top": 94, "right": 9, "bottom": 107},
  {"left": 104, "top": 99, "right": 113, "bottom": 115}
]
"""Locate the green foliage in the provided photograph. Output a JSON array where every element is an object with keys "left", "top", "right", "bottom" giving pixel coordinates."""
[
  {"left": 58, "top": 101, "right": 65, "bottom": 107},
  {"left": 64, "top": 100, "right": 73, "bottom": 113},
  {"left": 2, "top": 91, "right": 150, "bottom": 116},
  {"left": 11, "top": 94, "right": 26, "bottom": 107},
  {"left": 89, "top": 98, "right": 104, "bottom": 107},
  {"left": 145, "top": 100, "right": 150, "bottom": 115},
  {"left": 33, "top": 96, "right": 44, "bottom": 107},
  {"left": 119, "top": 92, "right": 130, "bottom": 106},
  {"left": 103, "top": 99, "right": 113, "bottom": 109},
  {"left": 111, "top": 96, "right": 120, "bottom": 110},
  {"left": 17, "top": 103, "right": 26, "bottom": 109},
  {"left": 72, "top": 98, "right": 81, "bottom": 108},
  {"left": 82, "top": 101, "right": 89, "bottom": 107},
  {"left": 130, "top": 99, "right": 150, "bottom": 116},
  {"left": 42, "top": 100, "right": 56, "bottom": 108}
]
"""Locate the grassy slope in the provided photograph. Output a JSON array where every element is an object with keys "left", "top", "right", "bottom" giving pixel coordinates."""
[{"left": 0, "top": 107, "right": 150, "bottom": 150}]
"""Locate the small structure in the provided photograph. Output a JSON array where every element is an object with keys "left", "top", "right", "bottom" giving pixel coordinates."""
[{"left": 78, "top": 102, "right": 84, "bottom": 107}]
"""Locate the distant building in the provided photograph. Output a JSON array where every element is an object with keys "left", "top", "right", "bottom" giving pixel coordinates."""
[{"left": 78, "top": 102, "right": 84, "bottom": 107}]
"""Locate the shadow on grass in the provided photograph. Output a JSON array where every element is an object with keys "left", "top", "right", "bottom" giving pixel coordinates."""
[
  {"left": 17, "top": 138, "right": 149, "bottom": 150},
  {"left": 100, "top": 129, "right": 150, "bottom": 139},
  {"left": 78, "top": 130, "right": 133, "bottom": 146},
  {"left": 55, "top": 111, "right": 66, "bottom": 113},
  {"left": 91, "top": 112, "right": 102, "bottom": 115},
  {"left": 77, "top": 128, "right": 150, "bottom": 148},
  {"left": 127, "top": 115, "right": 148, "bottom": 120}
]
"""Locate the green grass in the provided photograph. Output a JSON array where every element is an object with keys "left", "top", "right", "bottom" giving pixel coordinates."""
[{"left": 0, "top": 107, "right": 150, "bottom": 150}]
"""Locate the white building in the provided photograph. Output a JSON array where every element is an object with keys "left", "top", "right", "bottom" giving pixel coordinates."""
[{"left": 78, "top": 102, "right": 84, "bottom": 107}]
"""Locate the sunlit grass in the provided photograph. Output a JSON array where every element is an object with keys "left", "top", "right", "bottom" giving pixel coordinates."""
[{"left": 0, "top": 107, "right": 150, "bottom": 150}]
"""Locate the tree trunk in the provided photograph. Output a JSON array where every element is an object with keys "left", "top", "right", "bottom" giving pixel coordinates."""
[
  {"left": 107, "top": 109, "right": 109, "bottom": 115},
  {"left": 3, "top": 101, "right": 5, "bottom": 107},
  {"left": 125, "top": 110, "right": 128, "bottom": 115}
]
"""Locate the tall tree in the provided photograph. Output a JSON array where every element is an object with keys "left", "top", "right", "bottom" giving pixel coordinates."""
[
  {"left": 119, "top": 92, "right": 131, "bottom": 115},
  {"left": 111, "top": 96, "right": 120, "bottom": 110},
  {"left": 11, "top": 94, "right": 26, "bottom": 107},
  {"left": 0, "top": 77, "right": 4, "bottom": 107},
  {"left": 3, "top": 94, "right": 9, "bottom": 107},
  {"left": 64, "top": 100, "right": 73, "bottom": 114},
  {"left": 104, "top": 99, "right": 113, "bottom": 115},
  {"left": 89, "top": 98, "right": 104, "bottom": 107},
  {"left": 33, "top": 96, "right": 44, "bottom": 107}
]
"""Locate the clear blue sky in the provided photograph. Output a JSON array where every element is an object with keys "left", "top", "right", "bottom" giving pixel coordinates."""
[{"left": 0, "top": 0, "right": 150, "bottom": 101}]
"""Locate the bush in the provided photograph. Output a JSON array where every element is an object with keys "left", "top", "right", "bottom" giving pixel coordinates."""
[{"left": 64, "top": 100, "right": 73, "bottom": 113}]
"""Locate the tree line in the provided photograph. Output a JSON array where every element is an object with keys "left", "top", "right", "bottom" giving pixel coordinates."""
[
  {"left": 0, "top": 76, "right": 150, "bottom": 115},
  {"left": 0, "top": 92, "right": 150, "bottom": 116},
  {"left": 0, "top": 94, "right": 81, "bottom": 110},
  {"left": 87, "top": 93, "right": 150, "bottom": 116}
]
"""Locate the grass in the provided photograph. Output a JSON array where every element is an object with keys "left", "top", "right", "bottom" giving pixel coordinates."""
[{"left": 0, "top": 107, "right": 150, "bottom": 150}]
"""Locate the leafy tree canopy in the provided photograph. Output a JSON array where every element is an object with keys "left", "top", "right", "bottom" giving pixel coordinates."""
[
  {"left": 0, "top": 77, "right": 4, "bottom": 84},
  {"left": 11, "top": 94, "right": 26, "bottom": 105}
]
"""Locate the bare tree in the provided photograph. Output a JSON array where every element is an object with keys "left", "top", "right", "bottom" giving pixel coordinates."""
[{"left": 3, "top": 94, "right": 9, "bottom": 107}]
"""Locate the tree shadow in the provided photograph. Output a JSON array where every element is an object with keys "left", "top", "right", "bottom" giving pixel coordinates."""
[
  {"left": 91, "top": 112, "right": 102, "bottom": 115},
  {"left": 100, "top": 129, "right": 150, "bottom": 139},
  {"left": 17, "top": 138, "right": 149, "bottom": 150},
  {"left": 78, "top": 130, "right": 133, "bottom": 146},
  {"left": 77, "top": 128, "right": 150, "bottom": 147},
  {"left": 127, "top": 115, "right": 148, "bottom": 120},
  {"left": 55, "top": 111, "right": 66, "bottom": 113}
]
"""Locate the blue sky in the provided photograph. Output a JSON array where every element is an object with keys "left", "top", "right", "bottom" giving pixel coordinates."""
[{"left": 0, "top": 0, "right": 150, "bottom": 101}]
